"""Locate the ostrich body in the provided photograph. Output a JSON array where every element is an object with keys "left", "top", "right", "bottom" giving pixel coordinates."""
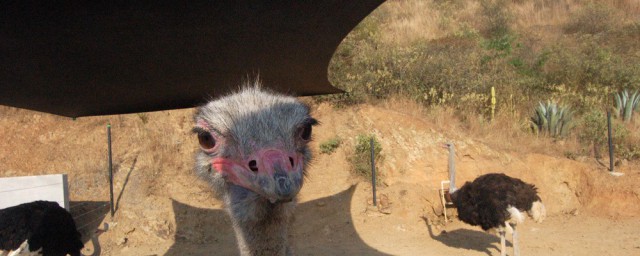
[
  {"left": 194, "top": 84, "right": 316, "bottom": 256},
  {"left": 444, "top": 143, "right": 546, "bottom": 256},
  {"left": 0, "top": 201, "right": 83, "bottom": 256}
]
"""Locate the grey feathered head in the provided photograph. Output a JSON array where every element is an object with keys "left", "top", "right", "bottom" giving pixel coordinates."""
[{"left": 193, "top": 83, "right": 317, "bottom": 203}]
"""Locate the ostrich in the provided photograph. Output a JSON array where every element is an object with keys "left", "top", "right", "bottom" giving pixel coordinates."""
[
  {"left": 0, "top": 201, "right": 84, "bottom": 256},
  {"left": 443, "top": 142, "right": 546, "bottom": 256},
  {"left": 193, "top": 83, "right": 317, "bottom": 256}
]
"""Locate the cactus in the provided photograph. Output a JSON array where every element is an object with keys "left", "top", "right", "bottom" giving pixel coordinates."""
[
  {"left": 491, "top": 86, "right": 496, "bottom": 121},
  {"left": 531, "top": 100, "right": 574, "bottom": 138},
  {"left": 614, "top": 89, "right": 640, "bottom": 122}
]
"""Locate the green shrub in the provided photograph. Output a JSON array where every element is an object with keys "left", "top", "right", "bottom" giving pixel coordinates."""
[
  {"left": 564, "top": 3, "right": 620, "bottom": 35},
  {"left": 349, "top": 134, "right": 383, "bottom": 183},
  {"left": 614, "top": 89, "right": 640, "bottom": 122},
  {"left": 541, "top": 40, "right": 621, "bottom": 99},
  {"left": 530, "top": 100, "right": 574, "bottom": 138},
  {"left": 319, "top": 137, "right": 342, "bottom": 155},
  {"left": 579, "top": 110, "right": 607, "bottom": 145},
  {"left": 479, "top": 0, "right": 512, "bottom": 38},
  {"left": 579, "top": 110, "right": 634, "bottom": 159},
  {"left": 608, "top": 122, "right": 640, "bottom": 160},
  {"left": 617, "top": 144, "right": 640, "bottom": 161}
]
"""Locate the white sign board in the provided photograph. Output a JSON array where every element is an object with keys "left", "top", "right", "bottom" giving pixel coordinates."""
[{"left": 0, "top": 174, "right": 69, "bottom": 210}]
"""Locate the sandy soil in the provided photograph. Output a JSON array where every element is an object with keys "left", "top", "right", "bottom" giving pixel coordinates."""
[{"left": 1, "top": 101, "right": 639, "bottom": 256}]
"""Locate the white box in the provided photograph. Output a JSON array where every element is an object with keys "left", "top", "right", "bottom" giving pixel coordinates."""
[{"left": 0, "top": 174, "right": 69, "bottom": 210}]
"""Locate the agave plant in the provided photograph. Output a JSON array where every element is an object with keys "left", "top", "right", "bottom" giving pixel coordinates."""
[
  {"left": 531, "top": 100, "right": 574, "bottom": 138},
  {"left": 614, "top": 89, "right": 640, "bottom": 122}
]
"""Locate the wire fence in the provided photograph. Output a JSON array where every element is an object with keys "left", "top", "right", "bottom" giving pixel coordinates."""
[
  {"left": 72, "top": 203, "right": 109, "bottom": 219},
  {"left": 71, "top": 202, "right": 111, "bottom": 233},
  {"left": 0, "top": 182, "right": 63, "bottom": 194}
]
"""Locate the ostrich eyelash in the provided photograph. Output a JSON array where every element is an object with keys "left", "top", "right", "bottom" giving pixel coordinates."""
[
  {"left": 192, "top": 127, "right": 208, "bottom": 134},
  {"left": 192, "top": 126, "right": 223, "bottom": 137},
  {"left": 304, "top": 118, "right": 319, "bottom": 126}
]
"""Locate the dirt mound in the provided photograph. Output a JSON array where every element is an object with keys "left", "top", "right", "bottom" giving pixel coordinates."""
[
  {"left": 1, "top": 101, "right": 639, "bottom": 255},
  {"left": 311, "top": 102, "right": 640, "bottom": 219}
]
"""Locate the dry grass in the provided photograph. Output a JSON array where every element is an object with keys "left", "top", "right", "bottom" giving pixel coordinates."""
[
  {"left": 509, "top": 0, "right": 580, "bottom": 30},
  {"left": 0, "top": 106, "right": 200, "bottom": 201},
  {"left": 377, "top": 0, "right": 480, "bottom": 45},
  {"left": 378, "top": 95, "right": 586, "bottom": 159},
  {"left": 379, "top": 94, "right": 463, "bottom": 135},
  {"left": 473, "top": 110, "right": 583, "bottom": 157},
  {"left": 376, "top": 0, "right": 640, "bottom": 46},
  {"left": 509, "top": 0, "right": 640, "bottom": 31}
]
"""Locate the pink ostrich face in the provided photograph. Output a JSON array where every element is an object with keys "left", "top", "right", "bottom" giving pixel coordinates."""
[{"left": 194, "top": 87, "right": 316, "bottom": 203}]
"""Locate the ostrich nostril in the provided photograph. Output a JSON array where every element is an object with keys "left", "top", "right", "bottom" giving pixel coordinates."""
[
  {"left": 248, "top": 160, "right": 258, "bottom": 172},
  {"left": 289, "top": 157, "right": 294, "bottom": 168}
]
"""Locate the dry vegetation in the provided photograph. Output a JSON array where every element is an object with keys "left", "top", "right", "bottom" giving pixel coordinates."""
[
  {"left": 323, "top": 0, "right": 640, "bottom": 164},
  {"left": 379, "top": 0, "right": 640, "bottom": 44}
]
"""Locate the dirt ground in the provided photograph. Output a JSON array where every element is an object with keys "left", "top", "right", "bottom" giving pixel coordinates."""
[{"left": 1, "top": 101, "right": 639, "bottom": 256}]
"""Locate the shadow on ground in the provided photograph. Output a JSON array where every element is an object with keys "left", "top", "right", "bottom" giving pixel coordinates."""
[
  {"left": 70, "top": 201, "right": 110, "bottom": 256},
  {"left": 165, "top": 185, "right": 389, "bottom": 255},
  {"left": 423, "top": 217, "right": 510, "bottom": 256}
]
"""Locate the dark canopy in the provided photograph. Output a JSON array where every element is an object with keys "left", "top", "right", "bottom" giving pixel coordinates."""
[{"left": 0, "top": 1, "right": 383, "bottom": 117}]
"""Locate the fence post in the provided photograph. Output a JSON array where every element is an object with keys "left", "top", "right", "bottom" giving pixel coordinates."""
[
  {"left": 370, "top": 138, "right": 377, "bottom": 207},
  {"left": 108, "top": 124, "right": 114, "bottom": 217},
  {"left": 607, "top": 111, "right": 614, "bottom": 172}
]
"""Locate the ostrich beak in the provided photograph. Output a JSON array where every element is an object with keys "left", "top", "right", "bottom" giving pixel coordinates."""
[
  {"left": 211, "top": 148, "right": 304, "bottom": 203},
  {"left": 250, "top": 148, "right": 304, "bottom": 202}
]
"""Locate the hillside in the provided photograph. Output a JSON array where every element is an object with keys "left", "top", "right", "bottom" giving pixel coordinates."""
[{"left": 326, "top": 0, "right": 640, "bottom": 162}]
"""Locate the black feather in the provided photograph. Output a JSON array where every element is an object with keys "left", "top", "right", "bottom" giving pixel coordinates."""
[
  {"left": 450, "top": 173, "right": 541, "bottom": 231},
  {"left": 0, "top": 201, "right": 83, "bottom": 256}
]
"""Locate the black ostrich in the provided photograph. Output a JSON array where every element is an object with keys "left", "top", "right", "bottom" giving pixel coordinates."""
[
  {"left": 193, "top": 83, "right": 317, "bottom": 255},
  {"left": 0, "top": 201, "right": 84, "bottom": 256},
  {"left": 443, "top": 142, "right": 546, "bottom": 256}
]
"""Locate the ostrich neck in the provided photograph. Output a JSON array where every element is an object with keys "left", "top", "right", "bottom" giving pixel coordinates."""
[
  {"left": 226, "top": 191, "right": 295, "bottom": 256},
  {"left": 448, "top": 147, "right": 457, "bottom": 192}
]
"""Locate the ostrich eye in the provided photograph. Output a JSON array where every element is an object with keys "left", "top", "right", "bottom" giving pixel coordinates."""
[
  {"left": 299, "top": 123, "right": 313, "bottom": 141},
  {"left": 298, "top": 118, "right": 317, "bottom": 141},
  {"left": 198, "top": 132, "right": 216, "bottom": 150}
]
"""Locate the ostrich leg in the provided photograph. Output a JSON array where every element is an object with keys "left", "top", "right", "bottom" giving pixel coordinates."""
[
  {"left": 499, "top": 227, "right": 506, "bottom": 256},
  {"left": 512, "top": 223, "right": 520, "bottom": 256}
]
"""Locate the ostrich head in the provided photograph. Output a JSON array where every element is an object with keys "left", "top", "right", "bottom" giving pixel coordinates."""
[
  {"left": 442, "top": 142, "right": 457, "bottom": 192},
  {"left": 193, "top": 85, "right": 316, "bottom": 205}
]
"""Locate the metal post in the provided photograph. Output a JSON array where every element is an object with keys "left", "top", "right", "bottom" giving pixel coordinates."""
[
  {"left": 108, "top": 124, "right": 114, "bottom": 217},
  {"left": 607, "top": 111, "right": 614, "bottom": 172},
  {"left": 370, "top": 138, "right": 377, "bottom": 207}
]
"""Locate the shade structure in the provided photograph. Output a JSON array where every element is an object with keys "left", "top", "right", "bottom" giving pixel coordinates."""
[{"left": 0, "top": 0, "right": 384, "bottom": 117}]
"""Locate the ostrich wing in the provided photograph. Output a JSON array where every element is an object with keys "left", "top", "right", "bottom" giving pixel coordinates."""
[
  {"left": 0, "top": 202, "right": 48, "bottom": 251},
  {"left": 0, "top": 209, "right": 30, "bottom": 251}
]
